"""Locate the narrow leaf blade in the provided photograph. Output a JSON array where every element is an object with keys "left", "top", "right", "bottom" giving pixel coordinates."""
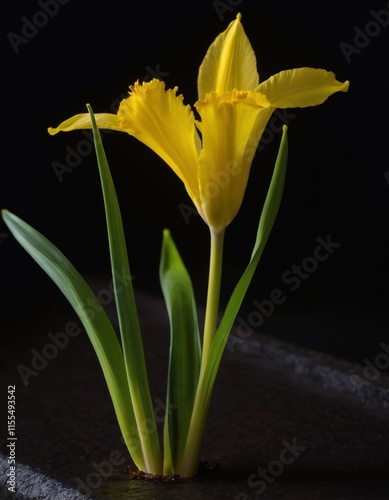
[
  {"left": 87, "top": 105, "right": 162, "bottom": 473},
  {"left": 177, "top": 126, "right": 288, "bottom": 476},
  {"left": 1, "top": 209, "right": 147, "bottom": 470},
  {"left": 213, "top": 125, "right": 289, "bottom": 372},
  {"left": 159, "top": 229, "right": 201, "bottom": 474}
]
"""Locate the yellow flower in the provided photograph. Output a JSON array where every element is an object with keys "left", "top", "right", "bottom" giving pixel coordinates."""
[{"left": 48, "top": 13, "right": 349, "bottom": 233}]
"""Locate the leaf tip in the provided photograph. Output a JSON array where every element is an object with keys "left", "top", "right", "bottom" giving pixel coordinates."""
[{"left": 1, "top": 209, "right": 9, "bottom": 222}]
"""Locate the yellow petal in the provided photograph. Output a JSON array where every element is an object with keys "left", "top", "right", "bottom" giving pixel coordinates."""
[
  {"left": 198, "top": 13, "right": 259, "bottom": 100},
  {"left": 118, "top": 79, "right": 201, "bottom": 210},
  {"left": 257, "top": 68, "right": 349, "bottom": 108},
  {"left": 48, "top": 113, "right": 121, "bottom": 135},
  {"left": 195, "top": 90, "right": 272, "bottom": 231}
]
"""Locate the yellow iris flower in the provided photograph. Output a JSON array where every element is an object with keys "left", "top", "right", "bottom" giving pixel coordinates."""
[{"left": 48, "top": 13, "right": 349, "bottom": 233}]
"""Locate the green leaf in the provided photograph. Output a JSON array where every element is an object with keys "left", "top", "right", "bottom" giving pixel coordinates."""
[
  {"left": 211, "top": 125, "right": 288, "bottom": 377},
  {"left": 159, "top": 229, "right": 201, "bottom": 475},
  {"left": 177, "top": 125, "right": 288, "bottom": 477},
  {"left": 86, "top": 105, "right": 162, "bottom": 474},
  {"left": 1, "top": 209, "right": 147, "bottom": 470}
]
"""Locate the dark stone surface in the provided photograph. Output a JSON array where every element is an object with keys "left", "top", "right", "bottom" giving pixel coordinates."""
[{"left": 1, "top": 289, "right": 389, "bottom": 499}]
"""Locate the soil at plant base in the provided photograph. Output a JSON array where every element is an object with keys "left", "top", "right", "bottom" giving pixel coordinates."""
[{"left": 1, "top": 289, "right": 389, "bottom": 499}]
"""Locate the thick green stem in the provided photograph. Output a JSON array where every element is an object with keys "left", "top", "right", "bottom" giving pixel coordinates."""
[{"left": 202, "top": 228, "right": 225, "bottom": 363}]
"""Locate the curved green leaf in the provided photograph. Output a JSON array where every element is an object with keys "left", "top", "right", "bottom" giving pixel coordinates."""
[
  {"left": 210, "top": 125, "right": 288, "bottom": 377},
  {"left": 87, "top": 105, "right": 162, "bottom": 474},
  {"left": 1, "top": 209, "right": 147, "bottom": 470},
  {"left": 159, "top": 229, "right": 201, "bottom": 474},
  {"left": 177, "top": 125, "right": 288, "bottom": 477}
]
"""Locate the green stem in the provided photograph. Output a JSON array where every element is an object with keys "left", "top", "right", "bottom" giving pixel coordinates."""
[
  {"left": 202, "top": 227, "right": 225, "bottom": 363},
  {"left": 174, "top": 228, "right": 225, "bottom": 477},
  {"left": 174, "top": 366, "right": 211, "bottom": 477}
]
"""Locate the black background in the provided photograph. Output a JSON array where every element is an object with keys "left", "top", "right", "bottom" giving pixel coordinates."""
[{"left": 1, "top": 0, "right": 388, "bottom": 364}]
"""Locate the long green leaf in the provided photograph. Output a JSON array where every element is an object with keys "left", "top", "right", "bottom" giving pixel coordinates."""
[
  {"left": 177, "top": 125, "right": 289, "bottom": 476},
  {"left": 1, "top": 209, "right": 147, "bottom": 470},
  {"left": 159, "top": 229, "right": 201, "bottom": 475},
  {"left": 87, "top": 105, "right": 162, "bottom": 474},
  {"left": 210, "top": 125, "right": 289, "bottom": 372}
]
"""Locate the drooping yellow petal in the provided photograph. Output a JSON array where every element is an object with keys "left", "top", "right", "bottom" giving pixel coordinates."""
[
  {"left": 198, "top": 13, "right": 259, "bottom": 100},
  {"left": 257, "top": 68, "right": 349, "bottom": 108},
  {"left": 195, "top": 90, "right": 272, "bottom": 231},
  {"left": 117, "top": 79, "right": 202, "bottom": 211},
  {"left": 48, "top": 113, "right": 122, "bottom": 135}
]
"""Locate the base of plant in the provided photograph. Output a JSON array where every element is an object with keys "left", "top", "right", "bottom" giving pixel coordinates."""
[{"left": 127, "top": 461, "right": 223, "bottom": 483}]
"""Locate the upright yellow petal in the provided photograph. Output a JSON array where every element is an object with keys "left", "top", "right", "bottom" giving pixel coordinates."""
[
  {"left": 117, "top": 79, "right": 201, "bottom": 211},
  {"left": 198, "top": 13, "right": 259, "bottom": 100},
  {"left": 195, "top": 90, "right": 272, "bottom": 231},
  {"left": 257, "top": 68, "right": 349, "bottom": 108},
  {"left": 48, "top": 113, "right": 121, "bottom": 135}
]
